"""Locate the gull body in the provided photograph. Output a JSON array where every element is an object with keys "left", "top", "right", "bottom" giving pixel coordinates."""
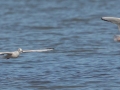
[
  {"left": 0, "top": 48, "right": 53, "bottom": 59},
  {"left": 101, "top": 17, "right": 120, "bottom": 42}
]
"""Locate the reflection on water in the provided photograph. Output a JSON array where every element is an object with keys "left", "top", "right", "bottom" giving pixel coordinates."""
[{"left": 0, "top": 0, "right": 120, "bottom": 90}]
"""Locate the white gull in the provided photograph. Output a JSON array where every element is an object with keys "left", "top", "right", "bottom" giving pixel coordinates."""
[{"left": 0, "top": 48, "right": 53, "bottom": 59}]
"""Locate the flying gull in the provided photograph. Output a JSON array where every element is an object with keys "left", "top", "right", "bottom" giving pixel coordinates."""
[
  {"left": 101, "top": 17, "right": 120, "bottom": 42},
  {"left": 0, "top": 48, "right": 53, "bottom": 59}
]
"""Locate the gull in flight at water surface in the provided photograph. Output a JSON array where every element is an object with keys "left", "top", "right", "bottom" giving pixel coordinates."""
[
  {"left": 0, "top": 48, "right": 53, "bottom": 59},
  {"left": 101, "top": 17, "right": 120, "bottom": 42}
]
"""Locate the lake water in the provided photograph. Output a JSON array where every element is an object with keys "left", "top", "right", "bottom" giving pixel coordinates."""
[{"left": 0, "top": 0, "right": 120, "bottom": 90}]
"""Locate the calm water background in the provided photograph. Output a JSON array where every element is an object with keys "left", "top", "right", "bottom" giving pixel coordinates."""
[{"left": 0, "top": 0, "right": 120, "bottom": 90}]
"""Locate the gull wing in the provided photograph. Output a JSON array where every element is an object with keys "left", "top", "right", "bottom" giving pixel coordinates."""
[
  {"left": 101, "top": 17, "right": 120, "bottom": 30},
  {"left": 0, "top": 52, "right": 12, "bottom": 55},
  {"left": 22, "top": 48, "right": 53, "bottom": 53}
]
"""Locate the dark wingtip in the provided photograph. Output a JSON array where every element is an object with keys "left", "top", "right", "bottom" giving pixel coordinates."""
[
  {"left": 101, "top": 17, "right": 103, "bottom": 20},
  {"left": 47, "top": 48, "right": 54, "bottom": 50},
  {"left": 101, "top": 17, "right": 108, "bottom": 21}
]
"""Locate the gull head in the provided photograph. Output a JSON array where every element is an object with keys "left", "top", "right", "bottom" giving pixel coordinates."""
[
  {"left": 18, "top": 48, "right": 23, "bottom": 53},
  {"left": 114, "top": 35, "right": 120, "bottom": 42}
]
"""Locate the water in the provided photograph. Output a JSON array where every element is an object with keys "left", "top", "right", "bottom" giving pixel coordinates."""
[{"left": 0, "top": 0, "right": 120, "bottom": 90}]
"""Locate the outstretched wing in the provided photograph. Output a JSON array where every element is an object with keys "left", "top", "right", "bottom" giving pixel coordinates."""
[
  {"left": 101, "top": 17, "right": 120, "bottom": 30},
  {"left": 0, "top": 52, "right": 12, "bottom": 55},
  {"left": 22, "top": 48, "right": 53, "bottom": 53}
]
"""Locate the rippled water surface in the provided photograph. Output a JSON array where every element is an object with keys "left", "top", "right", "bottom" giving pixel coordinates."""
[{"left": 1, "top": 0, "right": 120, "bottom": 90}]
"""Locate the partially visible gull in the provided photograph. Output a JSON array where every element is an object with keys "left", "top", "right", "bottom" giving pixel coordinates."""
[
  {"left": 0, "top": 48, "right": 53, "bottom": 59},
  {"left": 101, "top": 17, "right": 120, "bottom": 42}
]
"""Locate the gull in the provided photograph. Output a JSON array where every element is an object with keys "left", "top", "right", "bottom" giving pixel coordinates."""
[
  {"left": 0, "top": 48, "right": 53, "bottom": 59},
  {"left": 101, "top": 17, "right": 120, "bottom": 42}
]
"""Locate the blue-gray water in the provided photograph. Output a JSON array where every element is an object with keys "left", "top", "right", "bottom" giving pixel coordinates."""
[{"left": 0, "top": 0, "right": 120, "bottom": 90}]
